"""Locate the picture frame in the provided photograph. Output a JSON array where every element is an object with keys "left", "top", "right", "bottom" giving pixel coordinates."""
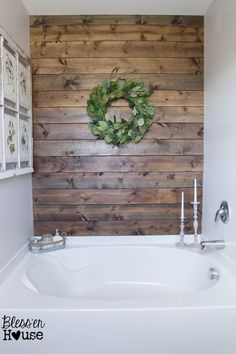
[
  {"left": 19, "top": 118, "right": 30, "bottom": 162},
  {"left": 3, "top": 45, "right": 17, "bottom": 104},
  {"left": 18, "top": 60, "right": 30, "bottom": 110},
  {"left": 0, "top": 28, "right": 33, "bottom": 179},
  {"left": 4, "top": 112, "right": 18, "bottom": 163}
]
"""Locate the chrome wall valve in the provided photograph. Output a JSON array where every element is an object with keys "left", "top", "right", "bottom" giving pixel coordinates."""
[{"left": 215, "top": 201, "right": 229, "bottom": 224}]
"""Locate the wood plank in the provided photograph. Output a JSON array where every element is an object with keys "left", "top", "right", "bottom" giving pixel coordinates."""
[
  {"left": 33, "top": 156, "right": 203, "bottom": 173},
  {"left": 30, "top": 15, "right": 204, "bottom": 27},
  {"left": 33, "top": 123, "right": 204, "bottom": 141},
  {"left": 33, "top": 204, "right": 195, "bottom": 221},
  {"left": 30, "top": 25, "right": 204, "bottom": 43},
  {"left": 33, "top": 90, "right": 203, "bottom": 108},
  {"left": 32, "top": 57, "right": 203, "bottom": 75},
  {"left": 33, "top": 106, "right": 204, "bottom": 124},
  {"left": 32, "top": 171, "right": 203, "bottom": 189},
  {"left": 32, "top": 74, "right": 203, "bottom": 92},
  {"left": 33, "top": 187, "right": 202, "bottom": 205},
  {"left": 34, "top": 219, "right": 195, "bottom": 236},
  {"left": 31, "top": 15, "right": 204, "bottom": 237},
  {"left": 31, "top": 41, "right": 204, "bottom": 59},
  {"left": 34, "top": 140, "right": 203, "bottom": 157}
]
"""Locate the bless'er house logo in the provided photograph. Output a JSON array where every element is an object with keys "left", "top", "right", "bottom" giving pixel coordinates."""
[{"left": 1, "top": 315, "right": 45, "bottom": 341}]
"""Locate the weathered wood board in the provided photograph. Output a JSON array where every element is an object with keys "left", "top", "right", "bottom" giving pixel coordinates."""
[{"left": 31, "top": 15, "right": 204, "bottom": 236}]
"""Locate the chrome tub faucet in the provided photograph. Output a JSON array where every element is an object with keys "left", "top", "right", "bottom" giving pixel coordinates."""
[
  {"left": 199, "top": 201, "right": 229, "bottom": 251},
  {"left": 200, "top": 240, "right": 225, "bottom": 251}
]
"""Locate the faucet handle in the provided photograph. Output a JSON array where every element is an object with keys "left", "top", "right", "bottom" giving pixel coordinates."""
[{"left": 215, "top": 201, "right": 229, "bottom": 223}]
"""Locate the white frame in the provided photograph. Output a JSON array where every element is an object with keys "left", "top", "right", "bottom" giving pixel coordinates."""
[{"left": 0, "top": 26, "right": 33, "bottom": 179}]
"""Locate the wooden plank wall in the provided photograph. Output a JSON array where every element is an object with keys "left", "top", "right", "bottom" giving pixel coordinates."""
[{"left": 31, "top": 15, "right": 204, "bottom": 236}]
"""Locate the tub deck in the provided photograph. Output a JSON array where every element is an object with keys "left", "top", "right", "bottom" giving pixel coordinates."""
[{"left": 0, "top": 236, "right": 236, "bottom": 354}]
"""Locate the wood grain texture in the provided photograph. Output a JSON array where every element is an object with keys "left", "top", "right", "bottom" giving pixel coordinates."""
[
  {"left": 32, "top": 74, "right": 203, "bottom": 91},
  {"left": 33, "top": 204, "right": 196, "bottom": 221},
  {"left": 31, "top": 41, "right": 203, "bottom": 59},
  {"left": 34, "top": 219, "right": 195, "bottom": 236},
  {"left": 34, "top": 140, "right": 203, "bottom": 157},
  {"left": 33, "top": 123, "right": 203, "bottom": 141},
  {"left": 33, "top": 171, "right": 203, "bottom": 189},
  {"left": 32, "top": 15, "right": 204, "bottom": 236},
  {"left": 31, "top": 25, "right": 204, "bottom": 43},
  {"left": 33, "top": 106, "right": 204, "bottom": 124},
  {"left": 32, "top": 57, "right": 203, "bottom": 75},
  {"left": 33, "top": 188, "right": 201, "bottom": 205},
  {"left": 30, "top": 15, "right": 204, "bottom": 27},
  {"left": 33, "top": 90, "right": 203, "bottom": 108},
  {"left": 33, "top": 156, "right": 203, "bottom": 173}
]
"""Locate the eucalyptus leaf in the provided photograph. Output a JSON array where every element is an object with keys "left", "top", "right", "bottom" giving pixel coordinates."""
[
  {"left": 114, "top": 90, "right": 123, "bottom": 98},
  {"left": 104, "top": 135, "right": 113, "bottom": 143},
  {"left": 89, "top": 124, "right": 101, "bottom": 135},
  {"left": 105, "top": 112, "right": 111, "bottom": 120},
  {"left": 133, "top": 107, "right": 138, "bottom": 116},
  {"left": 98, "top": 121, "right": 108, "bottom": 128},
  {"left": 101, "top": 95, "right": 109, "bottom": 105},
  {"left": 117, "top": 80, "right": 125, "bottom": 90},
  {"left": 134, "top": 135, "right": 143, "bottom": 143},
  {"left": 137, "top": 118, "right": 144, "bottom": 126}
]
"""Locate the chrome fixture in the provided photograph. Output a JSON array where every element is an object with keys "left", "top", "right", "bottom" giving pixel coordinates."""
[
  {"left": 29, "top": 232, "right": 66, "bottom": 254},
  {"left": 215, "top": 201, "right": 229, "bottom": 223},
  {"left": 200, "top": 240, "right": 225, "bottom": 251},
  {"left": 208, "top": 267, "right": 220, "bottom": 281}
]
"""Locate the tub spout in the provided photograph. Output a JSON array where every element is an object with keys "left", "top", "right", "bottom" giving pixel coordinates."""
[{"left": 200, "top": 240, "right": 225, "bottom": 251}]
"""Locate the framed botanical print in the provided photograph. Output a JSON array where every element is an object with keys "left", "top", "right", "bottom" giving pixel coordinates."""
[
  {"left": 3, "top": 46, "right": 17, "bottom": 104},
  {"left": 19, "top": 60, "right": 30, "bottom": 110},
  {"left": 20, "top": 118, "right": 30, "bottom": 162},
  {"left": 4, "top": 113, "right": 18, "bottom": 163},
  {"left": 0, "top": 29, "right": 33, "bottom": 179}
]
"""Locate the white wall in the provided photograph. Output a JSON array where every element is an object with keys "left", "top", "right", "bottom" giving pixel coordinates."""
[
  {"left": 0, "top": 0, "right": 33, "bottom": 270},
  {"left": 0, "top": 0, "right": 29, "bottom": 55},
  {"left": 204, "top": 0, "right": 236, "bottom": 261},
  {"left": 22, "top": 0, "right": 213, "bottom": 16}
]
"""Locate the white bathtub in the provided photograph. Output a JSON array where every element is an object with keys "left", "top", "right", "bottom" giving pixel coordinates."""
[{"left": 1, "top": 236, "right": 236, "bottom": 354}]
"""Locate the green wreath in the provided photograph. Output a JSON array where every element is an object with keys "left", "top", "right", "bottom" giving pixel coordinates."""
[{"left": 87, "top": 79, "right": 154, "bottom": 145}]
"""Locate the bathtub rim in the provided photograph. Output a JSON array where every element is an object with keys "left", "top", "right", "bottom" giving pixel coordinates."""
[{"left": 1, "top": 235, "right": 236, "bottom": 310}]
